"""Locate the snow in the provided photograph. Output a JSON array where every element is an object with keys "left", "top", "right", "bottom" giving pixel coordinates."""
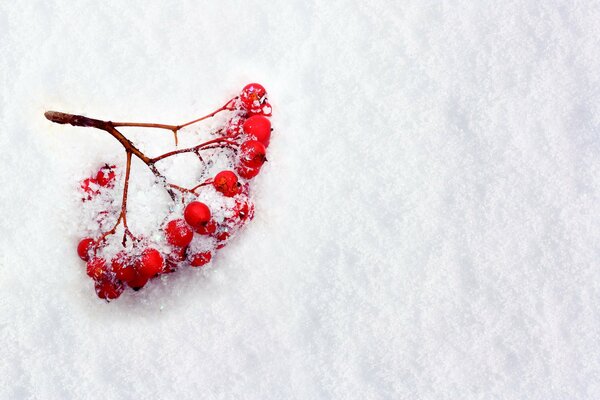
[{"left": 1, "top": 1, "right": 600, "bottom": 398}]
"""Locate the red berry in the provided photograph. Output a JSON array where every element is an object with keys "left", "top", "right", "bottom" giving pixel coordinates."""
[
  {"left": 111, "top": 252, "right": 136, "bottom": 282},
  {"left": 86, "top": 257, "right": 108, "bottom": 281},
  {"left": 164, "top": 219, "right": 193, "bottom": 247},
  {"left": 213, "top": 171, "right": 240, "bottom": 197},
  {"left": 236, "top": 164, "right": 261, "bottom": 180},
  {"left": 163, "top": 261, "right": 178, "bottom": 274},
  {"left": 138, "top": 248, "right": 163, "bottom": 278},
  {"left": 243, "top": 115, "right": 271, "bottom": 146},
  {"left": 184, "top": 201, "right": 211, "bottom": 228},
  {"left": 247, "top": 102, "right": 272, "bottom": 117},
  {"left": 127, "top": 272, "right": 149, "bottom": 291},
  {"left": 239, "top": 140, "right": 267, "bottom": 169},
  {"left": 167, "top": 246, "right": 187, "bottom": 263},
  {"left": 215, "top": 232, "right": 230, "bottom": 249},
  {"left": 235, "top": 200, "right": 254, "bottom": 221},
  {"left": 77, "top": 238, "right": 96, "bottom": 261},
  {"left": 226, "top": 118, "right": 245, "bottom": 136},
  {"left": 240, "top": 83, "right": 267, "bottom": 113},
  {"left": 195, "top": 219, "right": 217, "bottom": 235},
  {"left": 95, "top": 279, "right": 124, "bottom": 301},
  {"left": 190, "top": 252, "right": 212, "bottom": 267},
  {"left": 96, "top": 165, "right": 116, "bottom": 187},
  {"left": 81, "top": 178, "right": 100, "bottom": 199}
]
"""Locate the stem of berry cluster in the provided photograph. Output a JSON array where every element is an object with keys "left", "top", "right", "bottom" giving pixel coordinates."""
[
  {"left": 44, "top": 98, "right": 238, "bottom": 245},
  {"left": 111, "top": 98, "right": 236, "bottom": 145}
]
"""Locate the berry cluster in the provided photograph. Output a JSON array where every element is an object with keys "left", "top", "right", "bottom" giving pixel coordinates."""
[{"left": 47, "top": 83, "right": 272, "bottom": 301}]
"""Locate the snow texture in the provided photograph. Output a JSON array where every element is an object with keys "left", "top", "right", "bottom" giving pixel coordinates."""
[{"left": 1, "top": 1, "right": 600, "bottom": 399}]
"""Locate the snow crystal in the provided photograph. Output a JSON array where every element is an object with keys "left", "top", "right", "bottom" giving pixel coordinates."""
[{"left": 1, "top": 1, "right": 600, "bottom": 399}]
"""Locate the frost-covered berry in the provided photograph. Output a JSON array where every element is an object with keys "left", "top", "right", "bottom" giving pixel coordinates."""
[
  {"left": 80, "top": 178, "right": 100, "bottom": 200},
  {"left": 235, "top": 200, "right": 254, "bottom": 221},
  {"left": 236, "top": 164, "right": 261, "bottom": 180},
  {"left": 164, "top": 219, "right": 193, "bottom": 247},
  {"left": 184, "top": 201, "right": 211, "bottom": 228},
  {"left": 240, "top": 83, "right": 267, "bottom": 113},
  {"left": 167, "top": 246, "right": 187, "bottom": 263},
  {"left": 215, "top": 231, "right": 230, "bottom": 249},
  {"left": 190, "top": 252, "right": 212, "bottom": 267},
  {"left": 243, "top": 115, "right": 271, "bottom": 147},
  {"left": 95, "top": 279, "right": 124, "bottom": 300},
  {"left": 138, "top": 248, "right": 163, "bottom": 278},
  {"left": 111, "top": 251, "right": 136, "bottom": 282},
  {"left": 239, "top": 140, "right": 267, "bottom": 169},
  {"left": 225, "top": 118, "right": 245, "bottom": 137},
  {"left": 163, "top": 261, "right": 178, "bottom": 274},
  {"left": 86, "top": 257, "right": 108, "bottom": 281},
  {"left": 195, "top": 219, "right": 217, "bottom": 235},
  {"left": 213, "top": 171, "right": 241, "bottom": 197},
  {"left": 96, "top": 165, "right": 116, "bottom": 187},
  {"left": 77, "top": 238, "right": 96, "bottom": 261}
]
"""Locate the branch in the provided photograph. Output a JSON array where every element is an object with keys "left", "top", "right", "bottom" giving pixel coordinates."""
[{"left": 110, "top": 97, "right": 237, "bottom": 133}]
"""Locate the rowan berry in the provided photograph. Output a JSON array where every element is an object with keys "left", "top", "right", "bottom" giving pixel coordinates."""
[
  {"left": 239, "top": 140, "right": 267, "bottom": 169},
  {"left": 81, "top": 178, "right": 100, "bottom": 199},
  {"left": 138, "top": 248, "right": 163, "bottom": 278},
  {"left": 96, "top": 165, "right": 116, "bottom": 187},
  {"left": 184, "top": 201, "right": 211, "bottom": 228},
  {"left": 127, "top": 272, "right": 149, "bottom": 291},
  {"left": 215, "top": 231, "right": 230, "bottom": 249},
  {"left": 111, "top": 251, "right": 136, "bottom": 282},
  {"left": 95, "top": 279, "right": 124, "bottom": 300},
  {"left": 190, "top": 252, "right": 212, "bottom": 267},
  {"left": 243, "top": 115, "right": 271, "bottom": 147},
  {"left": 240, "top": 83, "right": 267, "bottom": 113},
  {"left": 164, "top": 219, "right": 193, "bottom": 247},
  {"left": 77, "top": 238, "right": 96, "bottom": 261},
  {"left": 167, "top": 246, "right": 187, "bottom": 263},
  {"left": 86, "top": 257, "right": 108, "bottom": 281},
  {"left": 236, "top": 164, "right": 261, "bottom": 180},
  {"left": 195, "top": 219, "right": 217, "bottom": 235},
  {"left": 213, "top": 171, "right": 241, "bottom": 197}
]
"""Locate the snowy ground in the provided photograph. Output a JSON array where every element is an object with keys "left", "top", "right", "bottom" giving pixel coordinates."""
[{"left": 1, "top": 1, "right": 600, "bottom": 399}]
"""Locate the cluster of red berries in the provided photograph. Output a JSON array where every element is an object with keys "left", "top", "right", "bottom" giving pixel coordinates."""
[{"left": 75, "top": 83, "right": 272, "bottom": 301}]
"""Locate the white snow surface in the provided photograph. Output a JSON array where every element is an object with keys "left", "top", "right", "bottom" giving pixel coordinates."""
[{"left": 1, "top": 1, "right": 600, "bottom": 399}]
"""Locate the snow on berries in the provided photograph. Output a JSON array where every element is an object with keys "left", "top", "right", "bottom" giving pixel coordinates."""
[
  {"left": 239, "top": 140, "right": 267, "bottom": 169},
  {"left": 48, "top": 83, "right": 274, "bottom": 301},
  {"left": 164, "top": 219, "right": 193, "bottom": 247},
  {"left": 77, "top": 238, "right": 96, "bottom": 261}
]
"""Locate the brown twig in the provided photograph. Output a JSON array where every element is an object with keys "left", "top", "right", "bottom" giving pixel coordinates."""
[{"left": 44, "top": 102, "right": 240, "bottom": 245}]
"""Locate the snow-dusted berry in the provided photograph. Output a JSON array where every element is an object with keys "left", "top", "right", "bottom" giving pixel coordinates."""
[
  {"left": 240, "top": 83, "right": 267, "bottom": 113},
  {"left": 190, "top": 252, "right": 212, "bottom": 267},
  {"left": 213, "top": 170, "right": 240, "bottom": 197},
  {"left": 239, "top": 140, "right": 267, "bottom": 169},
  {"left": 184, "top": 201, "right": 211, "bottom": 228},
  {"left": 195, "top": 219, "right": 217, "bottom": 235},
  {"left": 86, "top": 257, "right": 108, "bottom": 281},
  {"left": 164, "top": 219, "right": 193, "bottom": 247},
  {"left": 243, "top": 115, "right": 271, "bottom": 147},
  {"left": 138, "top": 248, "right": 163, "bottom": 278},
  {"left": 111, "top": 252, "right": 136, "bottom": 283},
  {"left": 77, "top": 238, "right": 96, "bottom": 261},
  {"left": 236, "top": 164, "right": 261, "bottom": 180},
  {"left": 96, "top": 165, "right": 116, "bottom": 187},
  {"left": 95, "top": 279, "right": 124, "bottom": 300}
]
